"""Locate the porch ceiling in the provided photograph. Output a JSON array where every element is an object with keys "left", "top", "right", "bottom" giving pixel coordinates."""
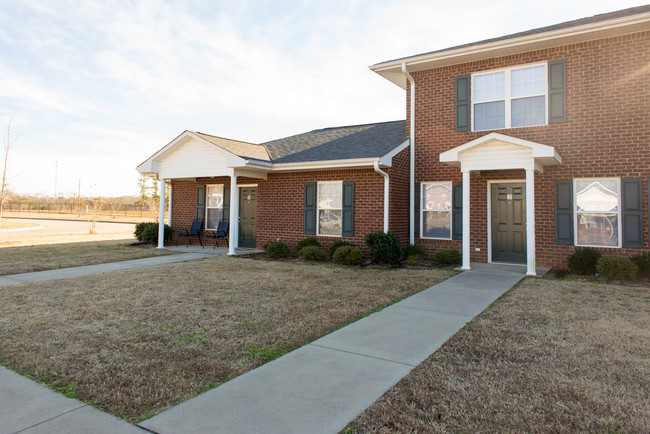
[{"left": 439, "top": 132, "right": 562, "bottom": 173}]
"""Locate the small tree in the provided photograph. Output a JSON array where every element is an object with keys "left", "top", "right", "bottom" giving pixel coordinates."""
[
  {"left": 0, "top": 118, "right": 16, "bottom": 224},
  {"left": 87, "top": 197, "right": 105, "bottom": 234}
]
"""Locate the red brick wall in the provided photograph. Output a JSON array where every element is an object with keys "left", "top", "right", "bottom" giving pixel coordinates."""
[
  {"left": 171, "top": 169, "right": 396, "bottom": 254},
  {"left": 408, "top": 30, "right": 650, "bottom": 268},
  {"left": 257, "top": 169, "right": 386, "bottom": 254},
  {"left": 388, "top": 147, "right": 410, "bottom": 247}
]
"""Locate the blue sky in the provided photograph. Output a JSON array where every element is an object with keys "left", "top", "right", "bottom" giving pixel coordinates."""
[{"left": 0, "top": 0, "right": 644, "bottom": 197}]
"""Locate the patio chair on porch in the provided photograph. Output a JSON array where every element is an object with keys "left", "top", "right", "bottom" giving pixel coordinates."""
[
  {"left": 177, "top": 219, "right": 203, "bottom": 247},
  {"left": 204, "top": 220, "right": 229, "bottom": 249}
]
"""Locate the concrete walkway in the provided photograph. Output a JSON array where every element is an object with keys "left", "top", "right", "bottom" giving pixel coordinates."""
[
  {"left": 0, "top": 252, "right": 213, "bottom": 287},
  {"left": 140, "top": 263, "right": 530, "bottom": 434},
  {"left": 0, "top": 367, "right": 145, "bottom": 434}
]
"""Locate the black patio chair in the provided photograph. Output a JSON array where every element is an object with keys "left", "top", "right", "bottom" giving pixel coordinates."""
[
  {"left": 177, "top": 219, "right": 203, "bottom": 247},
  {"left": 204, "top": 220, "right": 229, "bottom": 249}
]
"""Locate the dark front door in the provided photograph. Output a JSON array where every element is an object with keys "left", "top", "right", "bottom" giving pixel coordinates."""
[
  {"left": 239, "top": 187, "right": 257, "bottom": 248},
  {"left": 491, "top": 183, "right": 526, "bottom": 263}
]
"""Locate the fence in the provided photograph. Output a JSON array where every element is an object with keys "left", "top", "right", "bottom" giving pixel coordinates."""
[{"left": 4, "top": 201, "right": 155, "bottom": 218}]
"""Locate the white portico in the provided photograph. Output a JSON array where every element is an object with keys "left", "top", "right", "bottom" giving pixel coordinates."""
[
  {"left": 440, "top": 132, "right": 562, "bottom": 275},
  {"left": 137, "top": 131, "right": 270, "bottom": 255}
]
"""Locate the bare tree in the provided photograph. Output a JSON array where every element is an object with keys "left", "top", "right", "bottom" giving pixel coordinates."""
[
  {"left": 106, "top": 197, "right": 122, "bottom": 219},
  {"left": 87, "top": 197, "right": 105, "bottom": 234},
  {"left": 0, "top": 118, "right": 16, "bottom": 224}
]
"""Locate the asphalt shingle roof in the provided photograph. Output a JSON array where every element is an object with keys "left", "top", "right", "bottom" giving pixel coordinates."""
[{"left": 262, "top": 120, "right": 406, "bottom": 164}]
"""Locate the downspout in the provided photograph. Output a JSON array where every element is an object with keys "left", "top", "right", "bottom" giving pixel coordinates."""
[
  {"left": 373, "top": 161, "right": 389, "bottom": 233},
  {"left": 401, "top": 62, "right": 415, "bottom": 245}
]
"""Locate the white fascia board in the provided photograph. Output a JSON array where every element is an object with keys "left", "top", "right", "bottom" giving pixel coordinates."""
[
  {"left": 371, "top": 12, "right": 650, "bottom": 88},
  {"left": 379, "top": 139, "right": 410, "bottom": 166},
  {"left": 137, "top": 131, "right": 248, "bottom": 175},
  {"left": 270, "top": 158, "right": 380, "bottom": 171}
]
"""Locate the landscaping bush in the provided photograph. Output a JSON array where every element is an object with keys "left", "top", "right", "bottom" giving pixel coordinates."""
[
  {"left": 567, "top": 248, "right": 602, "bottom": 275},
  {"left": 596, "top": 256, "right": 638, "bottom": 280},
  {"left": 435, "top": 249, "right": 462, "bottom": 265},
  {"left": 329, "top": 240, "right": 355, "bottom": 258},
  {"left": 264, "top": 240, "right": 289, "bottom": 259},
  {"left": 631, "top": 252, "right": 650, "bottom": 276},
  {"left": 137, "top": 223, "right": 173, "bottom": 244},
  {"left": 365, "top": 232, "right": 402, "bottom": 264},
  {"left": 332, "top": 245, "right": 363, "bottom": 265},
  {"left": 296, "top": 237, "right": 321, "bottom": 252},
  {"left": 405, "top": 244, "right": 424, "bottom": 259},
  {"left": 299, "top": 245, "right": 326, "bottom": 261}
]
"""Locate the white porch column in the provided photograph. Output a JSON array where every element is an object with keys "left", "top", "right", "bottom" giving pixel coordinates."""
[
  {"left": 157, "top": 178, "right": 166, "bottom": 248},
  {"left": 525, "top": 168, "right": 536, "bottom": 275},
  {"left": 461, "top": 170, "right": 471, "bottom": 270},
  {"left": 228, "top": 174, "right": 239, "bottom": 255}
]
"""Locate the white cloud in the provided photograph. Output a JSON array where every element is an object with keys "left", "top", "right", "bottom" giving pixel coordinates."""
[{"left": 0, "top": 0, "right": 644, "bottom": 196}]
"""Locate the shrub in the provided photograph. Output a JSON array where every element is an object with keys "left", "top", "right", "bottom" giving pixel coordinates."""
[
  {"left": 596, "top": 256, "right": 638, "bottom": 280},
  {"left": 631, "top": 252, "right": 650, "bottom": 276},
  {"left": 406, "top": 255, "right": 421, "bottom": 265},
  {"left": 435, "top": 249, "right": 462, "bottom": 265},
  {"left": 264, "top": 240, "right": 289, "bottom": 259},
  {"left": 405, "top": 244, "right": 424, "bottom": 259},
  {"left": 299, "top": 245, "right": 326, "bottom": 261},
  {"left": 365, "top": 232, "right": 402, "bottom": 264},
  {"left": 332, "top": 246, "right": 363, "bottom": 265},
  {"left": 296, "top": 237, "right": 320, "bottom": 252},
  {"left": 137, "top": 223, "right": 173, "bottom": 244},
  {"left": 329, "top": 240, "right": 355, "bottom": 258},
  {"left": 567, "top": 248, "right": 602, "bottom": 275}
]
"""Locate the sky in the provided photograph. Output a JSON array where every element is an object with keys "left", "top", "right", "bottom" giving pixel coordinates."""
[{"left": 0, "top": 0, "right": 645, "bottom": 197}]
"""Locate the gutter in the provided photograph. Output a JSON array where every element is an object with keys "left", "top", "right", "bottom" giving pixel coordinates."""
[
  {"left": 401, "top": 63, "right": 415, "bottom": 245},
  {"left": 373, "top": 161, "right": 389, "bottom": 233}
]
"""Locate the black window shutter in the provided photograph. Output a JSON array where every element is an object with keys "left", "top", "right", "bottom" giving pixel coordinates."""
[
  {"left": 342, "top": 181, "right": 355, "bottom": 237},
  {"left": 455, "top": 75, "right": 471, "bottom": 131},
  {"left": 554, "top": 180, "right": 573, "bottom": 244},
  {"left": 222, "top": 185, "right": 230, "bottom": 222},
  {"left": 452, "top": 182, "right": 463, "bottom": 240},
  {"left": 414, "top": 182, "right": 421, "bottom": 238},
  {"left": 196, "top": 185, "right": 205, "bottom": 220},
  {"left": 304, "top": 182, "right": 316, "bottom": 235},
  {"left": 622, "top": 178, "right": 643, "bottom": 248},
  {"left": 548, "top": 59, "right": 566, "bottom": 124}
]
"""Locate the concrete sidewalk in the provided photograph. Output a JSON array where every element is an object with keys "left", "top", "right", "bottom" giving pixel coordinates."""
[
  {"left": 140, "top": 263, "right": 530, "bottom": 434},
  {"left": 0, "top": 366, "right": 145, "bottom": 434},
  {"left": 0, "top": 252, "right": 213, "bottom": 287}
]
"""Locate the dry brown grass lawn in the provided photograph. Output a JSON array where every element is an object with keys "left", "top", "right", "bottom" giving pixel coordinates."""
[
  {"left": 0, "top": 240, "right": 178, "bottom": 275},
  {"left": 348, "top": 277, "right": 650, "bottom": 433},
  {"left": 0, "top": 256, "right": 454, "bottom": 422}
]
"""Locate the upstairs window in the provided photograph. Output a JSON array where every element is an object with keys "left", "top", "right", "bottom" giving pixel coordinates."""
[{"left": 472, "top": 63, "right": 547, "bottom": 131}]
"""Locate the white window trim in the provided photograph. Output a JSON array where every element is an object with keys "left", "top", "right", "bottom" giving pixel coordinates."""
[
  {"left": 471, "top": 62, "right": 548, "bottom": 132},
  {"left": 205, "top": 184, "right": 224, "bottom": 231},
  {"left": 316, "top": 181, "right": 343, "bottom": 237},
  {"left": 573, "top": 177, "right": 622, "bottom": 248},
  {"left": 420, "top": 181, "right": 453, "bottom": 240}
]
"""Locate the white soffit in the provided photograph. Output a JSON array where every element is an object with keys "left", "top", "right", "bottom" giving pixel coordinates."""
[{"left": 440, "top": 132, "right": 562, "bottom": 172}]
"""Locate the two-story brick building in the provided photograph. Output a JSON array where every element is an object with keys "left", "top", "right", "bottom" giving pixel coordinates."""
[{"left": 138, "top": 5, "right": 649, "bottom": 273}]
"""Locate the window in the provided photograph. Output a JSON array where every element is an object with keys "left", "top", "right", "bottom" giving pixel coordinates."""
[
  {"left": 574, "top": 178, "right": 621, "bottom": 247},
  {"left": 472, "top": 63, "right": 547, "bottom": 131},
  {"left": 205, "top": 184, "right": 224, "bottom": 230},
  {"left": 317, "top": 182, "right": 342, "bottom": 236},
  {"left": 421, "top": 182, "right": 452, "bottom": 239}
]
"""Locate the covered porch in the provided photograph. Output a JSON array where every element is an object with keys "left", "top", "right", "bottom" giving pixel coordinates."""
[
  {"left": 137, "top": 131, "right": 271, "bottom": 255},
  {"left": 440, "top": 133, "right": 562, "bottom": 275}
]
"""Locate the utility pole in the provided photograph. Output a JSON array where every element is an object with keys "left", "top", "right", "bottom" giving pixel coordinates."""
[
  {"left": 77, "top": 179, "right": 81, "bottom": 216},
  {"left": 54, "top": 161, "right": 58, "bottom": 197}
]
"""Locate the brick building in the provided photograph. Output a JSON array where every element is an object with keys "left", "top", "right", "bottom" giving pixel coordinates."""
[{"left": 138, "top": 5, "right": 649, "bottom": 273}]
